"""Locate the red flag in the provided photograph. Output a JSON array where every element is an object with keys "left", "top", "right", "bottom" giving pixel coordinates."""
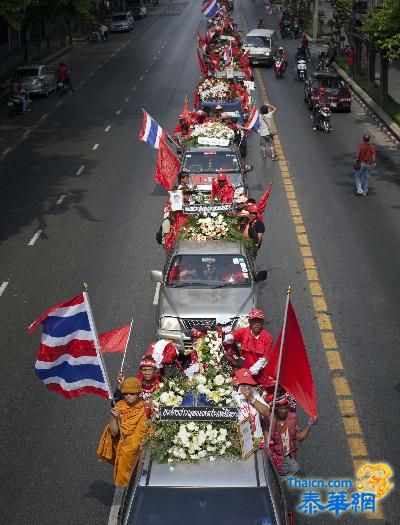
[
  {"left": 99, "top": 325, "right": 130, "bottom": 353},
  {"left": 197, "top": 30, "right": 206, "bottom": 47},
  {"left": 257, "top": 183, "right": 272, "bottom": 213},
  {"left": 197, "top": 48, "right": 208, "bottom": 76},
  {"left": 263, "top": 301, "right": 318, "bottom": 418},
  {"left": 154, "top": 138, "right": 181, "bottom": 190},
  {"left": 182, "top": 95, "right": 190, "bottom": 120}
]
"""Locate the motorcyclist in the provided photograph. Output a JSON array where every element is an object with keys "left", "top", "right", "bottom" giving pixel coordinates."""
[
  {"left": 10, "top": 76, "right": 30, "bottom": 113},
  {"left": 56, "top": 62, "right": 74, "bottom": 92},
  {"left": 312, "top": 87, "right": 329, "bottom": 131},
  {"left": 257, "top": 18, "right": 265, "bottom": 29},
  {"left": 294, "top": 45, "right": 307, "bottom": 78},
  {"left": 274, "top": 46, "right": 288, "bottom": 72}
]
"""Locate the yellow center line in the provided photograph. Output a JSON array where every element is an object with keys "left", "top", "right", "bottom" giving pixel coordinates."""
[{"left": 238, "top": 3, "right": 385, "bottom": 519}]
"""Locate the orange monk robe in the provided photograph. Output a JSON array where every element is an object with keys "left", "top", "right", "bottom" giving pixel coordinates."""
[{"left": 97, "top": 400, "right": 148, "bottom": 487}]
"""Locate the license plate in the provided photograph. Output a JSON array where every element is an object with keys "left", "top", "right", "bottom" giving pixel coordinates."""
[
  {"left": 252, "top": 60, "right": 259, "bottom": 65},
  {"left": 331, "top": 102, "right": 337, "bottom": 107}
]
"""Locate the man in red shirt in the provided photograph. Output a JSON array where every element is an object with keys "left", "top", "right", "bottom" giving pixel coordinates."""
[
  {"left": 354, "top": 133, "right": 376, "bottom": 196},
  {"left": 345, "top": 45, "right": 356, "bottom": 77},
  {"left": 211, "top": 173, "right": 234, "bottom": 203},
  {"left": 224, "top": 309, "right": 273, "bottom": 384}
]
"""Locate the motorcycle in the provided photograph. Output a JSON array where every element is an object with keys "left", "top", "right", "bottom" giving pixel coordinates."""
[
  {"left": 6, "top": 93, "right": 31, "bottom": 116},
  {"left": 274, "top": 57, "right": 286, "bottom": 78},
  {"left": 57, "top": 79, "right": 69, "bottom": 95},
  {"left": 295, "top": 59, "right": 307, "bottom": 81},
  {"left": 313, "top": 105, "right": 332, "bottom": 133}
]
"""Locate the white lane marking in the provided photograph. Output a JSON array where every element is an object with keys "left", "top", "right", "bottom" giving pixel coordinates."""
[
  {"left": 153, "top": 282, "right": 161, "bottom": 305},
  {"left": 76, "top": 164, "right": 85, "bottom": 176},
  {"left": 2, "top": 147, "right": 11, "bottom": 156},
  {"left": 108, "top": 487, "right": 124, "bottom": 525},
  {"left": 88, "top": 72, "right": 94, "bottom": 78},
  {"left": 153, "top": 56, "right": 157, "bottom": 60},
  {"left": 28, "top": 229, "right": 42, "bottom": 246},
  {"left": 23, "top": 129, "right": 31, "bottom": 137},
  {"left": 79, "top": 80, "right": 85, "bottom": 87},
  {"left": 41, "top": 113, "right": 49, "bottom": 120},
  {"left": 158, "top": 50, "right": 161, "bottom": 54},
  {"left": 56, "top": 194, "right": 66, "bottom": 205},
  {"left": 117, "top": 47, "right": 121, "bottom": 52},
  {"left": 139, "top": 76, "right": 144, "bottom": 81},
  {"left": 0, "top": 281, "right": 9, "bottom": 297},
  {"left": 92, "top": 143, "right": 99, "bottom": 151},
  {"left": 116, "top": 109, "right": 122, "bottom": 115},
  {"left": 56, "top": 100, "right": 63, "bottom": 106},
  {"left": 105, "top": 125, "right": 111, "bottom": 132},
  {"left": 125, "top": 96, "right": 130, "bottom": 102},
  {"left": 145, "top": 69, "right": 148, "bottom": 73},
  {"left": 132, "top": 86, "right": 136, "bottom": 91}
]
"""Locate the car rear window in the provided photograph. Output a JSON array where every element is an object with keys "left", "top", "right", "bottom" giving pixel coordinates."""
[
  {"left": 113, "top": 14, "right": 128, "bottom": 21},
  {"left": 313, "top": 76, "right": 346, "bottom": 89},
  {"left": 17, "top": 69, "right": 39, "bottom": 77},
  {"left": 167, "top": 255, "right": 251, "bottom": 287},
  {"left": 127, "top": 487, "right": 276, "bottom": 524}
]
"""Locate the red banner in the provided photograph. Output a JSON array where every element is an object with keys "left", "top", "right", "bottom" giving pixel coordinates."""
[
  {"left": 264, "top": 300, "right": 318, "bottom": 419},
  {"left": 154, "top": 138, "right": 181, "bottom": 190}
]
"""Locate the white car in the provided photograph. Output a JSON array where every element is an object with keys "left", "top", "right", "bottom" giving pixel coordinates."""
[
  {"left": 110, "top": 12, "right": 134, "bottom": 32},
  {"left": 243, "top": 29, "right": 278, "bottom": 66}
]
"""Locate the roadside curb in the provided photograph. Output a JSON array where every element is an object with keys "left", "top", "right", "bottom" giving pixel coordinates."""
[
  {"left": 0, "top": 44, "right": 75, "bottom": 95},
  {"left": 333, "top": 62, "right": 400, "bottom": 147}
]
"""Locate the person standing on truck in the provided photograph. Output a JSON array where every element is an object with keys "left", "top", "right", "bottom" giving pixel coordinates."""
[
  {"left": 224, "top": 309, "right": 273, "bottom": 384},
  {"left": 211, "top": 173, "right": 235, "bottom": 203}
]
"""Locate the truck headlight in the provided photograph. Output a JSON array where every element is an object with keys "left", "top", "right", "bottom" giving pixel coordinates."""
[{"left": 160, "top": 317, "right": 180, "bottom": 331}]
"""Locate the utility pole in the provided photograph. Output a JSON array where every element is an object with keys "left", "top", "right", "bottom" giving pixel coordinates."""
[{"left": 312, "top": 0, "right": 319, "bottom": 43}]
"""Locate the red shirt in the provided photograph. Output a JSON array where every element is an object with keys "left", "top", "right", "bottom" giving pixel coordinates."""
[
  {"left": 356, "top": 143, "right": 376, "bottom": 166},
  {"left": 346, "top": 49, "right": 356, "bottom": 66},
  {"left": 56, "top": 65, "right": 68, "bottom": 81},
  {"left": 211, "top": 181, "right": 234, "bottom": 203},
  {"left": 231, "top": 327, "right": 273, "bottom": 370}
]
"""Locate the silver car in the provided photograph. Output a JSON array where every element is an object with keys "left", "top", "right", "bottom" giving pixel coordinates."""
[
  {"left": 110, "top": 12, "right": 134, "bottom": 32},
  {"left": 15, "top": 64, "right": 56, "bottom": 96},
  {"left": 150, "top": 239, "right": 267, "bottom": 352},
  {"left": 118, "top": 450, "right": 294, "bottom": 524}
]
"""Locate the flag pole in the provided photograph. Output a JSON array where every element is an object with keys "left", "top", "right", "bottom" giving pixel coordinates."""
[
  {"left": 120, "top": 318, "right": 133, "bottom": 373},
  {"left": 82, "top": 283, "right": 113, "bottom": 400},
  {"left": 267, "top": 286, "right": 291, "bottom": 445}
]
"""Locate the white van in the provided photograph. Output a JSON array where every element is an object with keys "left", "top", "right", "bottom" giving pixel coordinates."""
[{"left": 243, "top": 29, "right": 278, "bottom": 66}]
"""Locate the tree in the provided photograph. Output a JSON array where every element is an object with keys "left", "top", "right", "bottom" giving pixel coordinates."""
[{"left": 361, "top": 0, "right": 400, "bottom": 103}]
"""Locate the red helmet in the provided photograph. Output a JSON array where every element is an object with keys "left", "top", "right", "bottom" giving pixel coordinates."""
[
  {"left": 247, "top": 203, "right": 258, "bottom": 214},
  {"left": 248, "top": 309, "right": 265, "bottom": 321},
  {"left": 217, "top": 173, "right": 227, "bottom": 181}
]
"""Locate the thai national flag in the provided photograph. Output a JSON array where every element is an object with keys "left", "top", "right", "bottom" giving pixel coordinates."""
[
  {"left": 138, "top": 110, "right": 167, "bottom": 149},
  {"left": 29, "top": 294, "right": 111, "bottom": 400},
  {"left": 244, "top": 106, "right": 260, "bottom": 132},
  {"left": 202, "top": 0, "right": 219, "bottom": 18},
  {"left": 223, "top": 43, "right": 233, "bottom": 66}
]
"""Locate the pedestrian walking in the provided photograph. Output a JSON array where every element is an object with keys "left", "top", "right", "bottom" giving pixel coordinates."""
[
  {"left": 258, "top": 104, "right": 278, "bottom": 161},
  {"left": 354, "top": 134, "right": 376, "bottom": 196},
  {"left": 345, "top": 45, "right": 356, "bottom": 77}
]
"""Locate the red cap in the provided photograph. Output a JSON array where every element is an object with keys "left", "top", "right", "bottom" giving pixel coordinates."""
[
  {"left": 247, "top": 203, "right": 259, "bottom": 214},
  {"left": 217, "top": 173, "right": 227, "bottom": 181},
  {"left": 235, "top": 368, "right": 257, "bottom": 386},
  {"left": 275, "top": 393, "right": 289, "bottom": 406},
  {"left": 248, "top": 308, "right": 265, "bottom": 321}
]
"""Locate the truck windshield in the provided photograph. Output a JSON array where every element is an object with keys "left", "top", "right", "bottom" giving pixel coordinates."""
[
  {"left": 245, "top": 36, "right": 271, "bottom": 48},
  {"left": 183, "top": 151, "right": 240, "bottom": 173},
  {"left": 127, "top": 487, "right": 276, "bottom": 524},
  {"left": 167, "top": 255, "right": 251, "bottom": 287}
]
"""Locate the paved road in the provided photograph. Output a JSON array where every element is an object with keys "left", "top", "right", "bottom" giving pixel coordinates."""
[{"left": 0, "top": 0, "right": 399, "bottom": 524}]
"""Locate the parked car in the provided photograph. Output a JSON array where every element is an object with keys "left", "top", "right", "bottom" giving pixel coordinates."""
[
  {"left": 110, "top": 12, "right": 134, "bottom": 32},
  {"left": 150, "top": 239, "right": 267, "bottom": 353},
  {"left": 14, "top": 65, "right": 56, "bottom": 97},
  {"left": 132, "top": 2, "right": 147, "bottom": 19},
  {"left": 180, "top": 144, "right": 253, "bottom": 197},
  {"left": 242, "top": 29, "right": 278, "bottom": 67},
  {"left": 304, "top": 71, "right": 352, "bottom": 111},
  {"left": 118, "top": 449, "right": 295, "bottom": 524}
]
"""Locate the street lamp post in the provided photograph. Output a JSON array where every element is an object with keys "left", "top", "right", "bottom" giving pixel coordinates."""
[{"left": 312, "top": 0, "right": 319, "bottom": 43}]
